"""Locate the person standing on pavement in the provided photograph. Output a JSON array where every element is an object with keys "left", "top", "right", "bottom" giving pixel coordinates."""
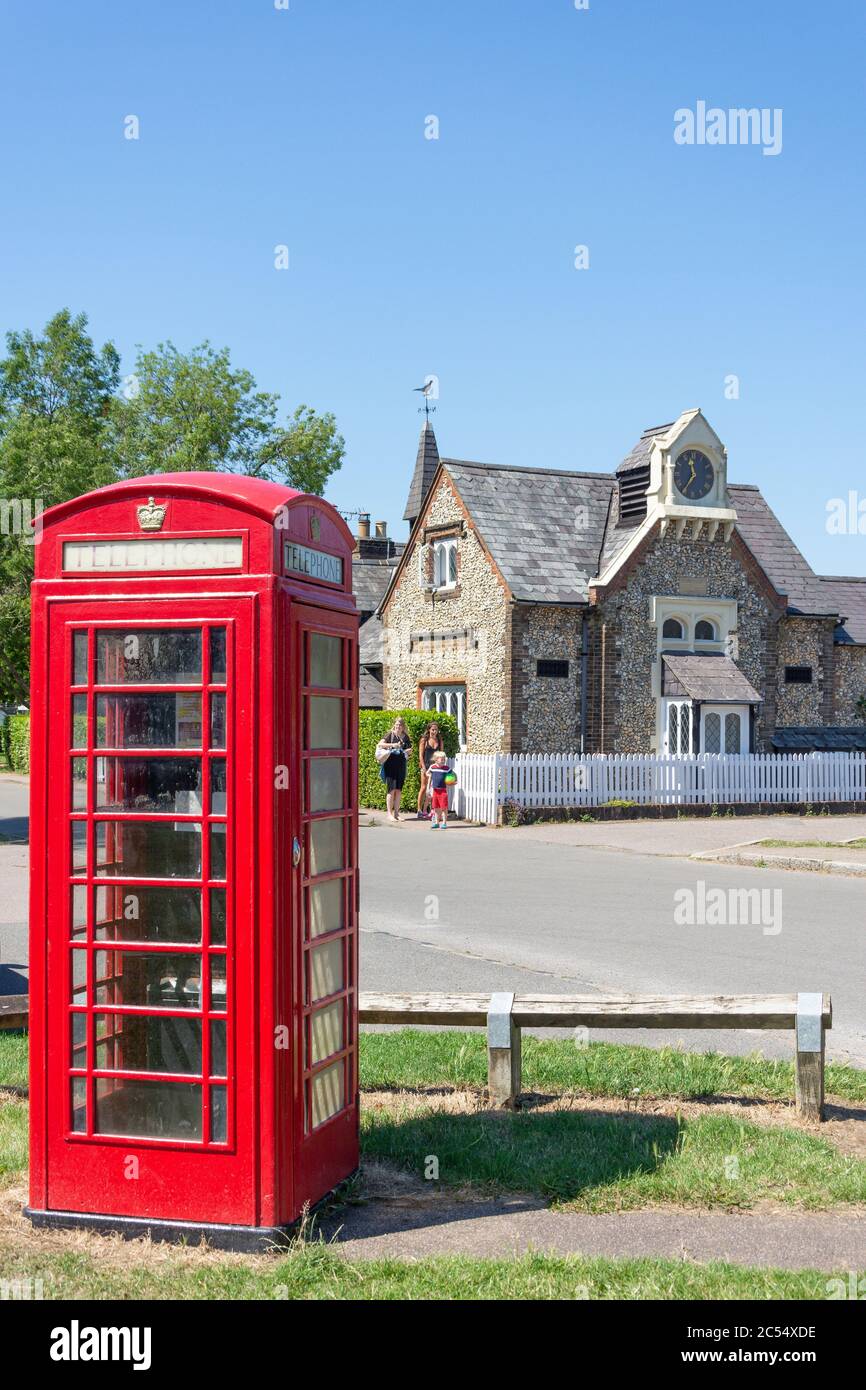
[
  {"left": 416, "top": 720, "right": 442, "bottom": 819},
  {"left": 376, "top": 716, "right": 412, "bottom": 822},
  {"left": 428, "top": 751, "right": 454, "bottom": 830}
]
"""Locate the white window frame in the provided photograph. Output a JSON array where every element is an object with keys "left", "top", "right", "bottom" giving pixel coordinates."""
[
  {"left": 422, "top": 683, "right": 467, "bottom": 748},
  {"left": 700, "top": 703, "right": 750, "bottom": 755},
  {"left": 651, "top": 596, "right": 738, "bottom": 752},
  {"left": 662, "top": 697, "right": 693, "bottom": 756},
  {"left": 432, "top": 537, "right": 458, "bottom": 591}
]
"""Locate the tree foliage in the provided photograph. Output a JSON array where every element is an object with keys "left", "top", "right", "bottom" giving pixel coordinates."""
[
  {"left": 111, "top": 341, "right": 279, "bottom": 477},
  {"left": 257, "top": 404, "right": 345, "bottom": 495},
  {"left": 0, "top": 310, "right": 121, "bottom": 703},
  {"left": 0, "top": 308, "right": 345, "bottom": 704}
]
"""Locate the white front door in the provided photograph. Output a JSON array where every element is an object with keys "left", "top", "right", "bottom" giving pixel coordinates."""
[{"left": 700, "top": 704, "right": 750, "bottom": 754}]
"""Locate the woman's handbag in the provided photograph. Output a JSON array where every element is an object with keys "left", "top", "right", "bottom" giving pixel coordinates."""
[{"left": 375, "top": 743, "right": 391, "bottom": 766}]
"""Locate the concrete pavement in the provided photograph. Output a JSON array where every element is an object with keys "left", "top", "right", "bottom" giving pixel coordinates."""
[{"left": 321, "top": 1197, "right": 866, "bottom": 1271}]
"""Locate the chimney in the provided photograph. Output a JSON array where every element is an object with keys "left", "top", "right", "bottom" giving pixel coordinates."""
[
  {"left": 357, "top": 513, "right": 371, "bottom": 539},
  {"left": 375, "top": 520, "right": 387, "bottom": 539}
]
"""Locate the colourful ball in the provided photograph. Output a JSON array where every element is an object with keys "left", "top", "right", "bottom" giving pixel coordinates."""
[{"left": 443, "top": 771, "right": 457, "bottom": 785}]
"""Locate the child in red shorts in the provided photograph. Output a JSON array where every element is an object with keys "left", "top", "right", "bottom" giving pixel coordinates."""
[{"left": 428, "top": 752, "right": 452, "bottom": 829}]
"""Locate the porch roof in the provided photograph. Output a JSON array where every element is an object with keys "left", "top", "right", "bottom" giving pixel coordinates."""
[{"left": 662, "top": 653, "right": 762, "bottom": 704}]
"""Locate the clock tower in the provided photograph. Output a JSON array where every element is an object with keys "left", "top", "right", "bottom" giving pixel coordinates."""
[{"left": 645, "top": 408, "right": 737, "bottom": 540}]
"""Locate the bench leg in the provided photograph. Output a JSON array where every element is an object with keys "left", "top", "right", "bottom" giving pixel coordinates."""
[
  {"left": 795, "top": 992, "right": 825, "bottom": 1122},
  {"left": 487, "top": 992, "right": 521, "bottom": 1109}
]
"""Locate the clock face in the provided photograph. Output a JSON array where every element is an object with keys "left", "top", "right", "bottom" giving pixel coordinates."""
[{"left": 673, "top": 449, "right": 715, "bottom": 500}]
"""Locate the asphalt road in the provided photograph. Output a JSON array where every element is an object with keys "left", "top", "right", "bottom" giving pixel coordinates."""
[
  {"left": 359, "top": 820, "right": 866, "bottom": 1065},
  {"left": 3, "top": 775, "right": 864, "bottom": 1065}
]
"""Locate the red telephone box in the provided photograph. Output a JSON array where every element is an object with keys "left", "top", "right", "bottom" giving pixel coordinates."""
[{"left": 25, "top": 473, "right": 359, "bottom": 1250}]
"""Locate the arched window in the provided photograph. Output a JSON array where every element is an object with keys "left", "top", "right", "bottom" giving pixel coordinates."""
[
  {"left": 433, "top": 538, "right": 458, "bottom": 590},
  {"left": 695, "top": 619, "right": 716, "bottom": 641},
  {"left": 662, "top": 617, "right": 685, "bottom": 640}
]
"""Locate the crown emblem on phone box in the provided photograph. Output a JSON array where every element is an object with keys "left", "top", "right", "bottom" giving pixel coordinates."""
[{"left": 137, "top": 497, "right": 166, "bottom": 531}]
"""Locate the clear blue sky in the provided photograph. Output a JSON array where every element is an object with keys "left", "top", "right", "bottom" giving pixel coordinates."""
[{"left": 1, "top": 0, "right": 864, "bottom": 573}]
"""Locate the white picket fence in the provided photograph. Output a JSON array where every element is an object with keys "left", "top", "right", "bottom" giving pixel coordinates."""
[{"left": 451, "top": 751, "right": 866, "bottom": 825}]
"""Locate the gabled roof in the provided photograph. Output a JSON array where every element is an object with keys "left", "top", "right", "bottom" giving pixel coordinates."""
[
  {"left": 727, "top": 485, "right": 835, "bottom": 617},
  {"left": 442, "top": 459, "right": 614, "bottom": 603},
  {"left": 818, "top": 576, "right": 866, "bottom": 645},
  {"left": 386, "top": 419, "right": 865, "bottom": 618},
  {"left": 404, "top": 422, "right": 440, "bottom": 525}
]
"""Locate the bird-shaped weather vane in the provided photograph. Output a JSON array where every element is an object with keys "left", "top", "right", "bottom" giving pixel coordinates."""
[{"left": 413, "top": 377, "right": 437, "bottom": 420}]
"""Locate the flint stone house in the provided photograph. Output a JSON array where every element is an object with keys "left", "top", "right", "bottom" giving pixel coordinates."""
[{"left": 379, "top": 409, "right": 866, "bottom": 755}]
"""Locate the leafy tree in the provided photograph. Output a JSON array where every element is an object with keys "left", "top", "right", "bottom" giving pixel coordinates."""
[
  {"left": 0, "top": 310, "right": 120, "bottom": 704},
  {"left": 0, "top": 315, "right": 346, "bottom": 708},
  {"left": 256, "top": 404, "right": 345, "bottom": 495},
  {"left": 0, "top": 308, "right": 120, "bottom": 425},
  {"left": 112, "top": 341, "right": 279, "bottom": 476},
  {"left": 112, "top": 343, "right": 345, "bottom": 494}
]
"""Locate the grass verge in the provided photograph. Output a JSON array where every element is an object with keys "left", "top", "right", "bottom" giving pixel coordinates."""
[
  {"left": 362, "top": 1098, "right": 866, "bottom": 1210},
  {"left": 360, "top": 1029, "right": 866, "bottom": 1103},
  {"left": 0, "top": 1241, "right": 854, "bottom": 1300},
  {"left": 3, "top": 1031, "right": 865, "bottom": 1211},
  {"left": 757, "top": 839, "right": 866, "bottom": 849}
]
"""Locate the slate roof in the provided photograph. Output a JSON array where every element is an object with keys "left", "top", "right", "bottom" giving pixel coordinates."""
[
  {"left": 358, "top": 615, "right": 385, "bottom": 708},
  {"left": 359, "top": 666, "right": 384, "bottom": 708},
  {"left": 616, "top": 423, "right": 673, "bottom": 475},
  {"left": 442, "top": 459, "right": 614, "bottom": 603},
  {"left": 771, "top": 726, "right": 866, "bottom": 752},
  {"left": 358, "top": 614, "right": 384, "bottom": 666},
  {"left": 597, "top": 487, "right": 636, "bottom": 577},
  {"left": 818, "top": 576, "right": 866, "bottom": 645},
  {"left": 388, "top": 422, "right": 864, "bottom": 622},
  {"left": 353, "top": 555, "right": 403, "bottom": 618},
  {"left": 728, "top": 485, "right": 834, "bottom": 617},
  {"left": 404, "top": 422, "right": 440, "bottom": 524},
  {"left": 662, "top": 653, "right": 762, "bottom": 703}
]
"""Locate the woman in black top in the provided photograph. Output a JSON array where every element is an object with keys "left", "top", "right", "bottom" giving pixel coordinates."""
[
  {"left": 416, "top": 720, "right": 442, "bottom": 819},
  {"left": 376, "top": 716, "right": 412, "bottom": 822}
]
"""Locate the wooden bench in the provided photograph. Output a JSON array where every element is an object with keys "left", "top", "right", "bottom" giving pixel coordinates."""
[
  {"left": 1, "top": 990, "right": 833, "bottom": 1119},
  {"left": 359, "top": 991, "right": 833, "bottom": 1121},
  {"left": 0, "top": 994, "right": 29, "bottom": 1031}
]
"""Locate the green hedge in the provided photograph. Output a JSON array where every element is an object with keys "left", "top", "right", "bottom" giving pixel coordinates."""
[
  {"left": 3, "top": 714, "right": 30, "bottom": 773},
  {"left": 359, "top": 709, "right": 459, "bottom": 810}
]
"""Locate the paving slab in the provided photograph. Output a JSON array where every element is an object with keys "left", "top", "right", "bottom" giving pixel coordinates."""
[
  {"left": 321, "top": 1198, "right": 866, "bottom": 1272},
  {"left": 363, "top": 808, "right": 866, "bottom": 860}
]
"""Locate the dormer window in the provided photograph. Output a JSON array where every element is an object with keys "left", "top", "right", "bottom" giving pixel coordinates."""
[
  {"left": 433, "top": 537, "right": 458, "bottom": 590},
  {"left": 662, "top": 617, "right": 686, "bottom": 640}
]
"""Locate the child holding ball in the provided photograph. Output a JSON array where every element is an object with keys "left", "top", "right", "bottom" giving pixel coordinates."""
[{"left": 428, "top": 751, "right": 456, "bottom": 830}]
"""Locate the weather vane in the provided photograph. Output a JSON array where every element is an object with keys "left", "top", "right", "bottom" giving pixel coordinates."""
[{"left": 413, "top": 378, "right": 437, "bottom": 420}]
